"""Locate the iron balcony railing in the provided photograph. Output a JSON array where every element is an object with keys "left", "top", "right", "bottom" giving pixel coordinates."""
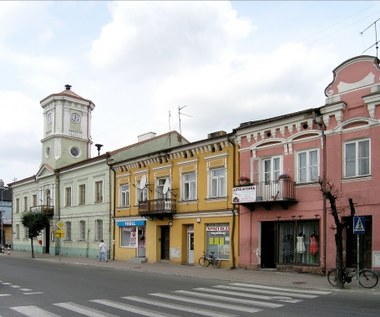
[
  {"left": 30, "top": 205, "right": 54, "bottom": 216},
  {"left": 138, "top": 198, "right": 176, "bottom": 218}
]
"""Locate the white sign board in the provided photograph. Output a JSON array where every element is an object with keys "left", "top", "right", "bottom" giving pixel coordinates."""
[{"left": 232, "top": 186, "right": 256, "bottom": 203}]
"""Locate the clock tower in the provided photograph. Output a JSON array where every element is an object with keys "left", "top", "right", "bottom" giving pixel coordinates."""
[{"left": 40, "top": 85, "right": 95, "bottom": 169}]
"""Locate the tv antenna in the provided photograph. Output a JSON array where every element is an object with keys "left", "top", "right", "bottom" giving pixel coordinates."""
[
  {"left": 361, "top": 18, "right": 380, "bottom": 58},
  {"left": 178, "top": 105, "right": 192, "bottom": 139}
]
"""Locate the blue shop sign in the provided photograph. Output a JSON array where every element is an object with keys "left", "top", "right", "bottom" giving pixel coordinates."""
[{"left": 117, "top": 220, "right": 145, "bottom": 227}]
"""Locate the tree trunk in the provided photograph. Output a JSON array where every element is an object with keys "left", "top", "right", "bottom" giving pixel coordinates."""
[
  {"left": 30, "top": 238, "right": 34, "bottom": 259},
  {"left": 335, "top": 224, "right": 345, "bottom": 288}
]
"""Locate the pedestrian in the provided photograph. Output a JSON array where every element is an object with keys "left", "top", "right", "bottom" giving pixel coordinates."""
[{"left": 98, "top": 239, "right": 108, "bottom": 262}]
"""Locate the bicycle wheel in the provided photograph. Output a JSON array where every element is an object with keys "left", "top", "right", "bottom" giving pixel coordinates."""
[
  {"left": 327, "top": 269, "right": 338, "bottom": 286},
  {"left": 212, "top": 257, "right": 221, "bottom": 269},
  {"left": 359, "top": 269, "right": 378, "bottom": 288},
  {"left": 199, "top": 256, "right": 206, "bottom": 266}
]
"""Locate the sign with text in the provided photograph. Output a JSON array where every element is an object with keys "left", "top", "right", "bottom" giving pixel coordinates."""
[{"left": 232, "top": 185, "right": 256, "bottom": 203}]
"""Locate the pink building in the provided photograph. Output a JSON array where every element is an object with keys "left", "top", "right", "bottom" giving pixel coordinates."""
[{"left": 234, "top": 55, "right": 380, "bottom": 274}]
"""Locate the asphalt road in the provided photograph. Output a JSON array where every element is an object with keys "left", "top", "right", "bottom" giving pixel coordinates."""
[{"left": 0, "top": 256, "right": 379, "bottom": 317}]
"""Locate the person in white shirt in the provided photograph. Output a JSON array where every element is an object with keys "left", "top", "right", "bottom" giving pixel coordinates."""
[{"left": 98, "top": 240, "right": 108, "bottom": 262}]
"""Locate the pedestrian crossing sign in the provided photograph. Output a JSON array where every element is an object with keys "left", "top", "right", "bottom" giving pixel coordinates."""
[{"left": 353, "top": 216, "right": 365, "bottom": 234}]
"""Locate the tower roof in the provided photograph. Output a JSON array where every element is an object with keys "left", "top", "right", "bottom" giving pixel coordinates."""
[{"left": 40, "top": 84, "right": 95, "bottom": 108}]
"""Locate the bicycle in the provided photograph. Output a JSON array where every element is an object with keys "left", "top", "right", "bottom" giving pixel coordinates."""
[
  {"left": 199, "top": 251, "right": 221, "bottom": 269},
  {"left": 327, "top": 267, "right": 378, "bottom": 288}
]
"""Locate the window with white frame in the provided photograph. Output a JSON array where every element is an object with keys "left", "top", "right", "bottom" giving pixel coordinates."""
[
  {"left": 95, "top": 181, "right": 103, "bottom": 203},
  {"left": 209, "top": 168, "right": 226, "bottom": 198},
  {"left": 136, "top": 179, "right": 148, "bottom": 203},
  {"left": 65, "top": 187, "right": 72, "bottom": 207},
  {"left": 120, "top": 184, "right": 130, "bottom": 207},
  {"left": 79, "top": 220, "right": 86, "bottom": 241},
  {"left": 344, "top": 139, "right": 370, "bottom": 177},
  {"left": 24, "top": 196, "right": 28, "bottom": 212},
  {"left": 182, "top": 172, "right": 196, "bottom": 201},
  {"left": 79, "top": 184, "right": 86, "bottom": 205},
  {"left": 95, "top": 219, "right": 103, "bottom": 241},
  {"left": 263, "top": 156, "right": 281, "bottom": 183},
  {"left": 156, "top": 177, "right": 170, "bottom": 199},
  {"left": 297, "top": 149, "right": 319, "bottom": 183},
  {"left": 65, "top": 221, "right": 72, "bottom": 240},
  {"left": 16, "top": 224, "right": 20, "bottom": 239}
]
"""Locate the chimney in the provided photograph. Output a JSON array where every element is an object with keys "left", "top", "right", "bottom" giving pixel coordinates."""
[{"left": 65, "top": 84, "right": 72, "bottom": 90}]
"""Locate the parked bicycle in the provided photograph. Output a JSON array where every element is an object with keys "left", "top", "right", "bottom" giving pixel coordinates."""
[
  {"left": 199, "top": 251, "right": 221, "bottom": 269},
  {"left": 327, "top": 267, "right": 378, "bottom": 288}
]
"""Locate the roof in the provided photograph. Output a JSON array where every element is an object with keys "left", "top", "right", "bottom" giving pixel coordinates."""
[{"left": 40, "top": 84, "right": 94, "bottom": 107}]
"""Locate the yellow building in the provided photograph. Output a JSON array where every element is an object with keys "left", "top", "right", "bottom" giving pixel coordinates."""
[{"left": 111, "top": 130, "right": 239, "bottom": 268}]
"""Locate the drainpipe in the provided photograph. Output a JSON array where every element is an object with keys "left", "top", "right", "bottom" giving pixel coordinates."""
[
  {"left": 106, "top": 153, "right": 116, "bottom": 261},
  {"left": 227, "top": 134, "right": 237, "bottom": 269},
  {"left": 54, "top": 170, "right": 60, "bottom": 256}
]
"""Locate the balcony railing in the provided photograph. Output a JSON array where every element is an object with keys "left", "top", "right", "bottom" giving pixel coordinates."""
[
  {"left": 233, "top": 179, "right": 297, "bottom": 210},
  {"left": 30, "top": 205, "right": 54, "bottom": 216},
  {"left": 138, "top": 198, "right": 176, "bottom": 219}
]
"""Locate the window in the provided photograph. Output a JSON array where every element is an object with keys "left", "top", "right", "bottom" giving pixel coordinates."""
[
  {"left": 345, "top": 139, "right": 370, "bottom": 177},
  {"left": 136, "top": 180, "right": 148, "bottom": 203},
  {"left": 16, "top": 224, "right": 20, "bottom": 239},
  {"left": 206, "top": 224, "right": 230, "bottom": 260},
  {"left": 120, "top": 227, "right": 137, "bottom": 247},
  {"left": 65, "top": 187, "right": 72, "bottom": 207},
  {"left": 24, "top": 196, "right": 28, "bottom": 212},
  {"left": 65, "top": 221, "right": 72, "bottom": 241},
  {"left": 95, "top": 181, "right": 103, "bottom": 203},
  {"left": 79, "top": 184, "right": 86, "bottom": 205},
  {"left": 156, "top": 177, "right": 170, "bottom": 199},
  {"left": 32, "top": 195, "right": 37, "bottom": 207},
  {"left": 120, "top": 184, "right": 130, "bottom": 207},
  {"left": 79, "top": 220, "right": 86, "bottom": 241},
  {"left": 182, "top": 172, "right": 196, "bottom": 201},
  {"left": 209, "top": 168, "right": 226, "bottom": 198},
  {"left": 263, "top": 156, "right": 281, "bottom": 183},
  {"left": 16, "top": 198, "right": 20, "bottom": 213},
  {"left": 95, "top": 219, "right": 103, "bottom": 241},
  {"left": 297, "top": 149, "right": 319, "bottom": 183}
]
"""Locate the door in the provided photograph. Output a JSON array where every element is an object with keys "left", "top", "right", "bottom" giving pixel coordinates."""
[
  {"left": 261, "top": 221, "right": 276, "bottom": 268},
  {"left": 263, "top": 157, "right": 281, "bottom": 200},
  {"left": 187, "top": 225, "right": 194, "bottom": 264},
  {"left": 160, "top": 226, "right": 170, "bottom": 260},
  {"left": 137, "top": 227, "right": 146, "bottom": 258}
]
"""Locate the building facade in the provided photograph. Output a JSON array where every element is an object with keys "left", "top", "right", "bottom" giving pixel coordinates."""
[
  {"left": 0, "top": 180, "right": 12, "bottom": 249},
  {"left": 234, "top": 55, "right": 380, "bottom": 273},
  {"left": 112, "top": 131, "right": 239, "bottom": 268}
]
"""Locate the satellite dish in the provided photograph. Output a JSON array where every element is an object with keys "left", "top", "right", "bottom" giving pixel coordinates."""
[
  {"left": 139, "top": 175, "right": 147, "bottom": 190},
  {"left": 163, "top": 179, "right": 170, "bottom": 195}
]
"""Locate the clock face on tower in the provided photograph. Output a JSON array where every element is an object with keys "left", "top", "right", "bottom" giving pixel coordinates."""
[{"left": 70, "top": 112, "right": 81, "bottom": 123}]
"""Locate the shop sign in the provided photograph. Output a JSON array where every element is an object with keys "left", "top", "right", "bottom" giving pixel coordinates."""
[
  {"left": 232, "top": 185, "right": 256, "bottom": 203},
  {"left": 117, "top": 220, "right": 145, "bottom": 227}
]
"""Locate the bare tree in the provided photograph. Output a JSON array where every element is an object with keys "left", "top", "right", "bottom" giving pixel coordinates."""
[{"left": 319, "top": 180, "right": 346, "bottom": 288}]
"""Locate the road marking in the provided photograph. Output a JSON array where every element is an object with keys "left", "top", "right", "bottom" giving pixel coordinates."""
[
  {"left": 231, "top": 283, "right": 331, "bottom": 295},
  {"left": 23, "top": 291, "right": 43, "bottom": 295},
  {"left": 91, "top": 299, "right": 178, "bottom": 317},
  {"left": 0, "top": 294, "right": 11, "bottom": 297},
  {"left": 123, "top": 296, "right": 238, "bottom": 317},
  {"left": 151, "top": 292, "right": 262, "bottom": 313},
  {"left": 54, "top": 302, "right": 118, "bottom": 317},
  {"left": 174, "top": 289, "right": 282, "bottom": 308},
  {"left": 20, "top": 288, "right": 32, "bottom": 291},
  {"left": 11, "top": 305, "right": 60, "bottom": 317},
  {"left": 10, "top": 285, "right": 20, "bottom": 288},
  {"left": 194, "top": 287, "right": 301, "bottom": 303}
]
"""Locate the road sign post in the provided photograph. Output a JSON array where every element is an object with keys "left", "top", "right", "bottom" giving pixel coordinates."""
[{"left": 353, "top": 216, "right": 366, "bottom": 287}]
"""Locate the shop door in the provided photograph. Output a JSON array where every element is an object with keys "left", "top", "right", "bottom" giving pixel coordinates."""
[
  {"left": 187, "top": 225, "right": 194, "bottom": 264},
  {"left": 137, "top": 227, "right": 146, "bottom": 258},
  {"left": 261, "top": 221, "right": 276, "bottom": 268},
  {"left": 160, "top": 226, "right": 170, "bottom": 260}
]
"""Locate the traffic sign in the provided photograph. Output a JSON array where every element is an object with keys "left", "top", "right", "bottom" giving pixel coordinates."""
[
  {"left": 353, "top": 216, "right": 365, "bottom": 234},
  {"left": 56, "top": 221, "right": 64, "bottom": 229}
]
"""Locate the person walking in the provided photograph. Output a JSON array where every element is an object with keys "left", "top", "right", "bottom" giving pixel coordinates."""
[{"left": 98, "top": 239, "right": 108, "bottom": 262}]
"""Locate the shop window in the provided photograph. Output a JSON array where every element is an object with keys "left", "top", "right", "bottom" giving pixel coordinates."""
[
  {"left": 278, "top": 220, "right": 319, "bottom": 265},
  {"left": 205, "top": 224, "right": 230, "bottom": 260},
  {"left": 120, "top": 227, "right": 137, "bottom": 247}
]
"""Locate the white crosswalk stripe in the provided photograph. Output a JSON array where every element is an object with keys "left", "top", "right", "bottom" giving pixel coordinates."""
[{"left": 8, "top": 282, "right": 331, "bottom": 317}]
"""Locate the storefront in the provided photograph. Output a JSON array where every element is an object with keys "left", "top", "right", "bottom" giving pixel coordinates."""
[{"left": 115, "top": 219, "right": 146, "bottom": 260}]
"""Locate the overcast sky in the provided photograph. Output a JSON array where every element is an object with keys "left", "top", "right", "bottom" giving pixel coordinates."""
[{"left": 1, "top": 1, "right": 379, "bottom": 185}]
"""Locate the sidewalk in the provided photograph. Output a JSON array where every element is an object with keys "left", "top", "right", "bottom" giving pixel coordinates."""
[{"left": 4, "top": 251, "right": 378, "bottom": 294}]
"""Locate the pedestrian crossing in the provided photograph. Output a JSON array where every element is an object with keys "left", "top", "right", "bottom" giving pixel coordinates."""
[{"left": 5, "top": 283, "right": 331, "bottom": 317}]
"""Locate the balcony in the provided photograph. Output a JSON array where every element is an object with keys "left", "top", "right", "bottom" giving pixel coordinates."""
[
  {"left": 138, "top": 198, "right": 176, "bottom": 220},
  {"left": 30, "top": 205, "right": 54, "bottom": 216},
  {"left": 232, "top": 179, "right": 297, "bottom": 211}
]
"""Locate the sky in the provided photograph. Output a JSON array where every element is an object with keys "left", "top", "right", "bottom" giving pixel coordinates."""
[{"left": 1, "top": 1, "right": 380, "bottom": 185}]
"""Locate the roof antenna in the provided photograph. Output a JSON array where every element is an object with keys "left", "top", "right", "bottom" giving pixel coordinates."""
[
  {"left": 178, "top": 105, "right": 192, "bottom": 144},
  {"left": 95, "top": 144, "right": 103, "bottom": 156},
  {"left": 361, "top": 18, "right": 380, "bottom": 58}
]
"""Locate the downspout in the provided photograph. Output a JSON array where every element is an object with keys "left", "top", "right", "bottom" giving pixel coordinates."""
[
  {"left": 54, "top": 170, "right": 60, "bottom": 256},
  {"left": 227, "top": 134, "right": 237, "bottom": 269}
]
